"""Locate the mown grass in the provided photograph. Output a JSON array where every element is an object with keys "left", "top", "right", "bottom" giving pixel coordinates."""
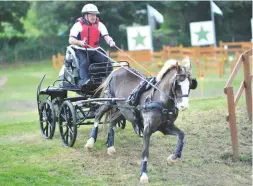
[
  {"left": 0, "top": 97, "right": 251, "bottom": 186},
  {"left": 0, "top": 60, "right": 59, "bottom": 102},
  {"left": 0, "top": 61, "right": 60, "bottom": 123}
]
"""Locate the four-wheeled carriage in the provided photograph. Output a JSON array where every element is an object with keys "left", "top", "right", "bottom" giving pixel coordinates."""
[{"left": 37, "top": 46, "right": 128, "bottom": 147}]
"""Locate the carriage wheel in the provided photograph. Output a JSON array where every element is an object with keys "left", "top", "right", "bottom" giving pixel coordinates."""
[
  {"left": 117, "top": 118, "right": 126, "bottom": 129},
  {"left": 39, "top": 100, "right": 56, "bottom": 139},
  {"left": 58, "top": 100, "right": 77, "bottom": 147}
]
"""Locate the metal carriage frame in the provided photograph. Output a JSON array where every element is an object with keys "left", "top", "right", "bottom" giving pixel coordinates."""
[{"left": 37, "top": 60, "right": 129, "bottom": 147}]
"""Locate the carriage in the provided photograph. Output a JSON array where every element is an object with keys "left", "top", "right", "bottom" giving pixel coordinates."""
[{"left": 36, "top": 45, "right": 127, "bottom": 147}]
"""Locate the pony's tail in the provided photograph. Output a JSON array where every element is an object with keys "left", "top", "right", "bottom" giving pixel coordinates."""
[
  {"left": 95, "top": 67, "right": 121, "bottom": 96},
  {"left": 101, "top": 109, "right": 111, "bottom": 138}
]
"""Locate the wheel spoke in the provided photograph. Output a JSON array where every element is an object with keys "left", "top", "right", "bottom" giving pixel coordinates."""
[
  {"left": 66, "top": 107, "right": 71, "bottom": 123},
  {"left": 66, "top": 127, "right": 69, "bottom": 144},
  {"left": 45, "top": 125, "right": 48, "bottom": 136},
  {"left": 69, "top": 129, "right": 73, "bottom": 141},
  {"left": 43, "top": 122, "right": 48, "bottom": 132},
  {"left": 46, "top": 120, "right": 52, "bottom": 128},
  {"left": 67, "top": 125, "right": 74, "bottom": 135},
  {"left": 46, "top": 109, "right": 52, "bottom": 122},
  {"left": 45, "top": 104, "right": 51, "bottom": 118},
  {"left": 42, "top": 110, "right": 47, "bottom": 120},
  {"left": 43, "top": 123, "right": 48, "bottom": 136},
  {"left": 60, "top": 113, "right": 67, "bottom": 121},
  {"left": 62, "top": 128, "right": 67, "bottom": 137},
  {"left": 63, "top": 106, "right": 68, "bottom": 121}
]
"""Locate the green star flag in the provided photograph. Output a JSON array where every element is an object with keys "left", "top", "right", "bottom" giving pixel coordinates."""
[
  {"left": 195, "top": 26, "right": 209, "bottom": 41},
  {"left": 133, "top": 32, "right": 146, "bottom": 47}
]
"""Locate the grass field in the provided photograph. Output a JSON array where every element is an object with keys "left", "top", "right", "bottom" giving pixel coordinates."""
[{"left": 0, "top": 60, "right": 251, "bottom": 185}]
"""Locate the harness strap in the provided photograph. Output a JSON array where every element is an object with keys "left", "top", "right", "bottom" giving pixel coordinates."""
[
  {"left": 137, "top": 101, "right": 177, "bottom": 116},
  {"left": 177, "top": 95, "right": 189, "bottom": 98},
  {"left": 127, "top": 76, "right": 156, "bottom": 106}
]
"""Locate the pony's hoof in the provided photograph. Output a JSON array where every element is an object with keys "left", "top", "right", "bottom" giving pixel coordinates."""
[
  {"left": 84, "top": 138, "right": 94, "bottom": 152},
  {"left": 167, "top": 154, "right": 180, "bottom": 165},
  {"left": 140, "top": 173, "right": 149, "bottom": 184},
  {"left": 107, "top": 146, "right": 116, "bottom": 155}
]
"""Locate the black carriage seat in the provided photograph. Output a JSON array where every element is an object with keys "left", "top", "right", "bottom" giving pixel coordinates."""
[
  {"left": 64, "top": 46, "right": 80, "bottom": 77},
  {"left": 62, "top": 46, "right": 112, "bottom": 85},
  {"left": 60, "top": 46, "right": 130, "bottom": 92},
  {"left": 40, "top": 87, "right": 67, "bottom": 98},
  {"left": 88, "top": 62, "right": 113, "bottom": 85}
]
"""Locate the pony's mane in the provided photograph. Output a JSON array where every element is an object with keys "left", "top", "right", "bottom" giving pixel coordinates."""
[
  {"left": 156, "top": 56, "right": 191, "bottom": 82},
  {"left": 156, "top": 59, "right": 178, "bottom": 82}
]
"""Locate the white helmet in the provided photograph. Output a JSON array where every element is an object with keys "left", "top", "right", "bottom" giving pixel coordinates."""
[{"left": 81, "top": 4, "right": 100, "bottom": 14}]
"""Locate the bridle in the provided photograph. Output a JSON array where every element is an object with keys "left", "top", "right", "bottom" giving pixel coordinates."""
[{"left": 171, "top": 70, "right": 191, "bottom": 101}]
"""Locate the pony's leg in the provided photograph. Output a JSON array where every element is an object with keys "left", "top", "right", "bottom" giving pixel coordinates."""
[
  {"left": 131, "top": 121, "right": 139, "bottom": 134},
  {"left": 166, "top": 125, "right": 184, "bottom": 165},
  {"left": 85, "top": 104, "right": 111, "bottom": 151},
  {"left": 107, "top": 127, "right": 116, "bottom": 155},
  {"left": 131, "top": 120, "right": 143, "bottom": 137},
  {"left": 139, "top": 124, "right": 152, "bottom": 184},
  {"left": 106, "top": 112, "right": 122, "bottom": 155}
]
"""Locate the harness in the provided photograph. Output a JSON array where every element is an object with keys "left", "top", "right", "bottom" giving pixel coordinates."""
[
  {"left": 127, "top": 77, "right": 156, "bottom": 106},
  {"left": 126, "top": 75, "right": 179, "bottom": 135},
  {"left": 104, "top": 67, "right": 191, "bottom": 136}
]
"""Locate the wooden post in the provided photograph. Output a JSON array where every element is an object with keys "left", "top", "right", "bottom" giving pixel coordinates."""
[
  {"left": 218, "top": 59, "right": 222, "bottom": 77},
  {"left": 52, "top": 55, "right": 56, "bottom": 70},
  {"left": 204, "top": 57, "right": 207, "bottom": 72},
  {"left": 220, "top": 59, "right": 224, "bottom": 77},
  {"left": 242, "top": 54, "right": 252, "bottom": 121},
  {"left": 226, "top": 87, "right": 239, "bottom": 159}
]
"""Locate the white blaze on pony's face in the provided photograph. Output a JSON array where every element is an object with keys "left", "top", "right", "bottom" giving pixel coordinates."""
[
  {"left": 175, "top": 56, "right": 191, "bottom": 111},
  {"left": 176, "top": 77, "right": 190, "bottom": 111},
  {"left": 157, "top": 56, "right": 192, "bottom": 111}
]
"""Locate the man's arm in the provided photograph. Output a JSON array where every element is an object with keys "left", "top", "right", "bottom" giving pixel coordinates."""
[
  {"left": 104, "top": 35, "right": 115, "bottom": 47},
  {"left": 99, "top": 22, "right": 116, "bottom": 47},
  {"left": 69, "top": 37, "right": 86, "bottom": 47},
  {"left": 69, "top": 22, "right": 86, "bottom": 47}
]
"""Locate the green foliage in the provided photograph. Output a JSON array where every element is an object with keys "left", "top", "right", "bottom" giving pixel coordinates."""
[
  {"left": 0, "top": 1, "right": 30, "bottom": 33},
  {"left": 0, "top": 36, "right": 68, "bottom": 63},
  {"left": 0, "top": 22, "right": 23, "bottom": 38},
  {"left": 0, "top": 1, "right": 252, "bottom": 62},
  {"left": 20, "top": 9, "right": 41, "bottom": 37}
]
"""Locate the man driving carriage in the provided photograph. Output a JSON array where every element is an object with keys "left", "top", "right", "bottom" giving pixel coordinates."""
[{"left": 69, "top": 3, "right": 116, "bottom": 88}]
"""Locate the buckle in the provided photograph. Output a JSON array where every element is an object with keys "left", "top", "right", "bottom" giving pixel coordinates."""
[
  {"left": 162, "top": 109, "right": 168, "bottom": 114},
  {"left": 162, "top": 109, "right": 173, "bottom": 115}
]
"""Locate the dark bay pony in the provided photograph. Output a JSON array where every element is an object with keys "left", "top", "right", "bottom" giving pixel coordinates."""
[{"left": 85, "top": 58, "right": 197, "bottom": 183}]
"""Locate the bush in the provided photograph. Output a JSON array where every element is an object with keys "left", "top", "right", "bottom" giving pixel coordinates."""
[{"left": 0, "top": 36, "right": 68, "bottom": 63}]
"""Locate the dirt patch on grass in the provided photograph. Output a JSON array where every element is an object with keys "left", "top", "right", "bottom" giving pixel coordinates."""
[
  {"left": 0, "top": 75, "right": 8, "bottom": 87},
  {"left": 7, "top": 101, "right": 37, "bottom": 111}
]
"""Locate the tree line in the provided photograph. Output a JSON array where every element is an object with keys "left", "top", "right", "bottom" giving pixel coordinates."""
[{"left": 0, "top": 1, "right": 252, "bottom": 62}]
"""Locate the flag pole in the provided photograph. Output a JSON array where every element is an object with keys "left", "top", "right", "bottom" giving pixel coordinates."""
[
  {"left": 147, "top": 4, "right": 154, "bottom": 51},
  {"left": 210, "top": 0, "right": 217, "bottom": 47}
]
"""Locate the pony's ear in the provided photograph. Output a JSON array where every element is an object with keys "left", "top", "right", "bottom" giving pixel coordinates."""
[
  {"left": 176, "top": 61, "right": 179, "bottom": 72},
  {"left": 182, "top": 56, "right": 191, "bottom": 68}
]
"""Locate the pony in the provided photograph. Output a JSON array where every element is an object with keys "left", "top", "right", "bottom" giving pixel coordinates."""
[{"left": 85, "top": 57, "right": 197, "bottom": 183}]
